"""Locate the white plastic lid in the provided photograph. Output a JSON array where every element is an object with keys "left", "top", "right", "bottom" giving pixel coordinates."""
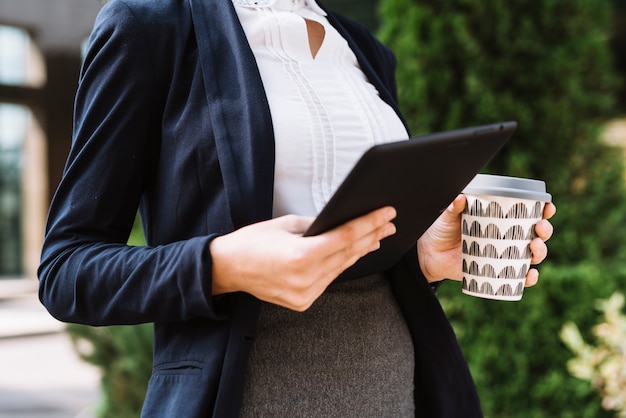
[{"left": 463, "top": 174, "right": 552, "bottom": 202}]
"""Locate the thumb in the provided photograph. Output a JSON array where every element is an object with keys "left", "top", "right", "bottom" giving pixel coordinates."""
[
  {"left": 274, "top": 214, "right": 316, "bottom": 235},
  {"left": 426, "top": 194, "right": 465, "bottom": 240},
  {"left": 445, "top": 194, "right": 466, "bottom": 217}
]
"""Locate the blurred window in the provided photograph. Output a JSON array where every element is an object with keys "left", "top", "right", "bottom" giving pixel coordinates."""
[
  {"left": 0, "top": 23, "right": 47, "bottom": 277},
  {"left": 0, "top": 25, "right": 30, "bottom": 86},
  {"left": 0, "top": 103, "right": 28, "bottom": 275},
  {"left": 0, "top": 24, "right": 46, "bottom": 88}
]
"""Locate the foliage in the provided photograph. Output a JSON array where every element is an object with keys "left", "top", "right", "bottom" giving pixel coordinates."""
[
  {"left": 610, "top": 0, "right": 626, "bottom": 111},
  {"left": 378, "top": 0, "right": 626, "bottom": 266},
  {"left": 437, "top": 262, "right": 626, "bottom": 418},
  {"left": 561, "top": 292, "right": 626, "bottom": 417},
  {"left": 67, "top": 323, "right": 153, "bottom": 418},
  {"left": 378, "top": 3, "right": 626, "bottom": 414}
]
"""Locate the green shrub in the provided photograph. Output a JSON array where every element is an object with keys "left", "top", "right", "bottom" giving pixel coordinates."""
[
  {"left": 438, "top": 262, "right": 626, "bottom": 418},
  {"left": 378, "top": 0, "right": 626, "bottom": 266},
  {"left": 561, "top": 291, "right": 626, "bottom": 417},
  {"left": 68, "top": 323, "right": 152, "bottom": 418},
  {"left": 378, "top": 3, "right": 626, "bottom": 413}
]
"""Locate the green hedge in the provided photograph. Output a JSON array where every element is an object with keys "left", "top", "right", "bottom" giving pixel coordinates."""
[
  {"left": 438, "top": 262, "right": 626, "bottom": 418},
  {"left": 376, "top": 1, "right": 626, "bottom": 412},
  {"left": 377, "top": 0, "right": 626, "bottom": 266},
  {"left": 68, "top": 322, "right": 153, "bottom": 418}
]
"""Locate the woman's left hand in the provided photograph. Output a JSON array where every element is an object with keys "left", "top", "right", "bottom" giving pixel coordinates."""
[{"left": 417, "top": 194, "right": 556, "bottom": 284}]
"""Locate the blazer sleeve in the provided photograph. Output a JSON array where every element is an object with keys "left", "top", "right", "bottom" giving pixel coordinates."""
[{"left": 38, "top": 1, "right": 224, "bottom": 326}]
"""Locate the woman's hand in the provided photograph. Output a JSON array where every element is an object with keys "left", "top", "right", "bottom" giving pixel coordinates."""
[
  {"left": 210, "top": 206, "right": 397, "bottom": 311},
  {"left": 417, "top": 195, "right": 556, "bottom": 284}
]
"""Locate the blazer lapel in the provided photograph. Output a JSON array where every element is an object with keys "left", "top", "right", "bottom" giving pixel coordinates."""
[{"left": 189, "top": 0, "right": 275, "bottom": 228}]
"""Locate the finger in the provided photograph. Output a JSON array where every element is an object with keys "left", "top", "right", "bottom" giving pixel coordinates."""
[
  {"left": 323, "top": 219, "right": 396, "bottom": 273},
  {"left": 530, "top": 237, "right": 548, "bottom": 264},
  {"left": 447, "top": 194, "right": 466, "bottom": 215},
  {"left": 432, "top": 194, "right": 465, "bottom": 228},
  {"left": 313, "top": 206, "right": 397, "bottom": 252},
  {"left": 525, "top": 268, "right": 539, "bottom": 287},
  {"left": 314, "top": 208, "right": 397, "bottom": 277},
  {"left": 274, "top": 214, "right": 316, "bottom": 235},
  {"left": 534, "top": 219, "right": 554, "bottom": 242},
  {"left": 543, "top": 202, "right": 556, "bottom": 220},
  {"left": 279, "top": 207, "right": 395, "bottom": 293},
  {"left": 279, "top": 219, "right": 396, "bottom": 311},
  {"left": 273, "top": 275, "right": 332, "bottom": 312}
]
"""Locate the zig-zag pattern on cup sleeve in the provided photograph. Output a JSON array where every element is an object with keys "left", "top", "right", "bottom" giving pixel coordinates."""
[
  {"left": 462, "top": 241, "right": 532, "bottom": 259},
  {"left": 462, "top": 221, "right": 536, "bottom": 240},
  {"left": 464, "top": 200, "right": 543, "bottom": 219},
  {"left": 462, "top": 278, "right": 525, "bottom": 297},
  {"left": 463, "top": 260, "right": 529, "bottom": 279}
]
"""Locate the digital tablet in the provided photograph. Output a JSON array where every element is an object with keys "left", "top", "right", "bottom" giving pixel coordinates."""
[{"left": 304, "top": 121, "right": 517, "bottom": 281}]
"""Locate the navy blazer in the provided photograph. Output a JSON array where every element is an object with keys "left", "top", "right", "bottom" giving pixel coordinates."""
[{"left": 38, "top": 0, "right": 482, "bottom": 416}]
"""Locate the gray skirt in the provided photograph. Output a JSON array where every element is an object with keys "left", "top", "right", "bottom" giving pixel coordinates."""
[{"left": 239, "top": 274, "right": 415, "bottom": 417}]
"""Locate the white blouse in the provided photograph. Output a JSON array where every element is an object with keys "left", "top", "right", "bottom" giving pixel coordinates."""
[{"left": 233, "top": 0, "right": 409, "bottom": 217}]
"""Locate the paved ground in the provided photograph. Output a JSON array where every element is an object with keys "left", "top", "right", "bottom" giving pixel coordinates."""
[{"left": 0, "top": 280, "right": 101, "bottom": 418}]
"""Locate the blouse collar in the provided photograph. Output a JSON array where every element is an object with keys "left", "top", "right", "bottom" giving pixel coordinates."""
[{"left": 232, "top": 0, "right": 327, "bottom": 16}]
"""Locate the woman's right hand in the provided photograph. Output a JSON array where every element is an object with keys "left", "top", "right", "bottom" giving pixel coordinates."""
[{"left": 209, "top": 206, "right": 397, "bottom": 311}]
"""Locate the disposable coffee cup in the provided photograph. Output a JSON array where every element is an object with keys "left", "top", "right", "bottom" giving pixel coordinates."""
[{"left": 461, "top": 174, "right": 552, "bottom": 301}]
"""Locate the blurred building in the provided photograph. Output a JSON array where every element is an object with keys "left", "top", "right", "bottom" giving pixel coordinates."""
[{"left": 0, "top": 0, "right": 103, "bottom": 282}]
